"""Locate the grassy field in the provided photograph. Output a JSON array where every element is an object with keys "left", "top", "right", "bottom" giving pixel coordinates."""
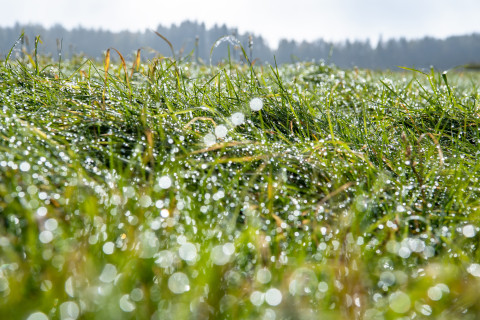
[{"left": 1, "top": 42, "right": 480, "bottom": 320}]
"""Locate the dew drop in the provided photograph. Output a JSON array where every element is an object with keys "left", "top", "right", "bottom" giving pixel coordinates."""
[
  {"left": 155, "top": 250, "right": 174, "bottom": 268},
  {"left": 250, "top": 98, "right": 263, "bottom": 111},
  {"left": 59, "top": 301, "right": 79, "bottom": 320},
  {"left": 158, "top": 176, "right": 172, "bottom": 189},
  {"left": 389, "top": 291, "right": 411, "bottom": 313},
  {"left": 256, "top": 268, "right": 272, "bottom": 284},
  {"left": 462, "top": 224, "right": 476, "bottom": 238},
  {"left": 168, "top": 272, "right": 190, "bottom": 294},
  {"left": 179, "top": 242, "right": 197, "bottom": 262},
  {"left": 231, "top": 112, "right": 245, "bottom": 126},
  {"left": 39, "top": 231, "right": 53, "bottom": 244},
  {"left": 204, "top": 133, "right": 217, "bottom": 146},
  {"left": 19, "top": 161, "right": 31, "bottom": 172},
  {"left": 119, "top": 294, "right": 136, "bottom": 312},
  {"left": 215, "top": 125, "right": 228, "bottom": 139},
  {"left": 427, "top": 286, "right": 443, "bottom": 301},
  {"left": 467, "top": 263, "right": 480, "bottom": 277},
  {"left": 265, "top": 288, "right": 282, "bottom": 306},
  {"left": 317, "top": 281, "right": 329, "bottom": 293},
  {"left": 103, "top": 242, "right": 115, "bottom": 255},
  {"left": 26, "top": 312, "right": 49, "bottom": 320},
  {"left": 99, "top": 264, "right": 117, "bottom": 283},
  {"left": 250, "top": 291, "right": 264, "bottom": 306}
]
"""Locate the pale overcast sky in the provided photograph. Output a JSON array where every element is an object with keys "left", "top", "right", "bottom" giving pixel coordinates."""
[{"left": 1, "top": 0, "right": 479, "bottom": 47}]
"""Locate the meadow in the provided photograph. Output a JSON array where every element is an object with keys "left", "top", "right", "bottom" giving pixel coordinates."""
[{"left": 1, "top": 37, "right": 480, "bottom": 319}]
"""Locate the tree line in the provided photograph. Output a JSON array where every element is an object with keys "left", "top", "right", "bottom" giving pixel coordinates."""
[{"left": 1, "top": 21, "right": 479, "bottom": 69}]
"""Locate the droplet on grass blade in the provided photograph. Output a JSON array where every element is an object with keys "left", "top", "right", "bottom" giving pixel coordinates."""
[
  {"left": 250, "top": 97, "right": 263, "bottom": 111},
  {"left": 317, "top": 281, "right": 329, "bottom": 293},
  {"left": 119, "top": 294, "right": 135, "bottom": 312},
  {"left": 19, "top": 161, "right": 31, "bottom": 172},
  {"left": 250, "top": 291, "right": 264, "bottom": 306},
  {"left": 59, "top": 301, "right": 80, "bottom": 319},
  {"left": 462, "top": 224, "right": 476, "bottom": 238},
  {"left": 179, "top": 242, "right": 197, "bottom": 262},
  {"left": 39, "top": 231, "right": 53, "bottom": 244},
  {"left": 211, "top": 243, "right": 234, "bottom": 265},
  {"left": 265, "top": 288, "right": 282, "bottom": 306},
  {"left": 155, "top": 250, "right": 174, "bottom": 268},
  {"left": 231, "top": 112, "right": 245, "bottom": 126},
  {"left": 99, "top": 264, "right": 117, "bottom": 283},
  {"left": 215, "top": 125, "right": 228, "bottom": 138},
  {"left": 27, "top": 312, "right": 49, "bottom": 320},
  {"left": 427, "top": 286, "right": 443, "bottom": 301},
  {"left": 467, "top": 263, "right": 480, "bottom": 277},
  {"left": 158, "top": 176, "right": 172, "bottom": 189},
  {"left": 103, "top": 242, "right": 114, "bottom": 255},
  {"left": 130, "top": 288, "right": 144, "bottom": 301},
  {"left": 389, "top": 291, "right": 411, "bottom": 313},
  {"left": 204, "top": 133, "right": 216, "bottom": 146},
  {"left": 256, "top": 268, "right": 272, "bottom": 284},
  {"left": 168, "top": 272, "right": 190, "bottom": 294}
]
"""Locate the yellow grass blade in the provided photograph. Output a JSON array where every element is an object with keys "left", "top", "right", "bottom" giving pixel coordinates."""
[
  {"left": 104, "top": 48, "right": 111, "bottom": 82},
  {"left": 130, "top": 49, "right": 141, "bottom": 79}
]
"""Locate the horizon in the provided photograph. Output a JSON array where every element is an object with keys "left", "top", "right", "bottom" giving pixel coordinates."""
[
  {"left": 2, "top": 0, "right": 480, "bottom": 49},
  {"left": 2, "top": 20, "right": 480, "bottom": 51}
]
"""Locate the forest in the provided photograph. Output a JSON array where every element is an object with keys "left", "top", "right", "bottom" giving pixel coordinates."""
[{"left": 1, "top": 21, "right": 480, "bottom": 69}]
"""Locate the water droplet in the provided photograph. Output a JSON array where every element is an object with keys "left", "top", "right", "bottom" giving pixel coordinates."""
[
  {"left": 418, "top": 304, "right": 432, "bottom": 316},
  {"left": 204, "top": 133, "right": 216, "bottom": 146},
  {"left": 250, "top": 291, "right": 264, "bottom": 306},
  {"left": 27, "top": 312, "right": 49, "bottom": 320},
  {"left": 427, "top": 286, "right": 443, "bottom": 301},
  {"left": 36, "top": 206, "right": 47, "bottom": 217},
  {"left": 45, "top": 218, "right": 58, "bottom": 231},
  {"left": 317, "top": 281, "right": 329, "bottom": 293},
  {"left": 179, "top": 242, "right": 197, "bottom": 262},
  {"left": 398, "top": 246, "right": 411, "bottom": 258},
  {"left": 256, "top": 268, "right": 272, "bottom": 284},
  {"left": 160, "top": 208, "right": 169, "bottom": 218},
  {"left": 211, "top": 244, "right": 233, "bottom": 265},
  {"left": 139, "top": 195, "right": 152, "bottom": 207},
  {"left": 264, "top": 308, "right": 276, "bottom": 320},
  {"left": 250, "top": 98, "right": 263, "bottom": 111},
  {"left": 265, "top": 288, "right": 282, "bottom": 306},
  {"left": 19, "top": 161, "right": 31, "bottom": 172},
  {"left": 103, "top": 242, "right": 115, "bottom": 255},
  {"left": 99, "top": 264, "right": 117, "bottom": 283},
  {"left": 215, "top": 125, "right": 228, "bottom": 138},
  {"left": 65, "top": 277, "right": 74, "bottom": 297},
  {"left": 168, "top": 272, "right": 190, "bottom": 294},
  {"left": 155, "top": 250, "right": 174, "bottom": 268},
  {"left": 158, "top": 176, "right": 172, "bottom": 189},
  {"left": 59, "top": 301, "right": 79, "bottom": 319},
  {"left": 119, "top": 294, "right": 136, "bottom": 312},
  {"left": 389, "top": 291, "right": 410, "bottom": 313},
  {"left": 408, "top": 238, "right": 425, "bottom": 253},
  {"left": 467, "top": 263, "right": 480, "bottom": 277},
  {"left": 231, "top": 112, "right": 245, "bottom": 126},
  {"left": 379, "top": 271, "right": 396, "bottom": 287},
  {"left": 39, "top": 230, "right": 53, "bottom": 244},
  {"left": 462, "top": 224, "right": 476, "bottom": 238},
  {"left": 130, "top": 288, "right": 144, "bottom": 301}
]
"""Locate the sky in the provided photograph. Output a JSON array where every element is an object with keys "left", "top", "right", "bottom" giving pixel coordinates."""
[{"left": 2, "top": 0, "right": 480, "bottom": 48}]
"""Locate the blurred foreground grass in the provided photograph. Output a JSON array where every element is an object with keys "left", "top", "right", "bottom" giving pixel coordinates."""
[{"left": 1, "top": 49, "right": 480, "bottom": 320}]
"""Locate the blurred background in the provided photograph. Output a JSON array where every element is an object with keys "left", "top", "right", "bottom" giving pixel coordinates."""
[{"left": 1, "top": 0, "right": 479, "bottom": 68}]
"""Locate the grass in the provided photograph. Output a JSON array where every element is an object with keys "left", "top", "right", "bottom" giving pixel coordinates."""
[{"left": 1, "top": 43, "right": 480, "bottom": 320}]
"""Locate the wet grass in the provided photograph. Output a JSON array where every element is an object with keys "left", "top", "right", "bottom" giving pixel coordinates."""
[{"left": 1, "top": 51, "right": 480, "bottom": 320}]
